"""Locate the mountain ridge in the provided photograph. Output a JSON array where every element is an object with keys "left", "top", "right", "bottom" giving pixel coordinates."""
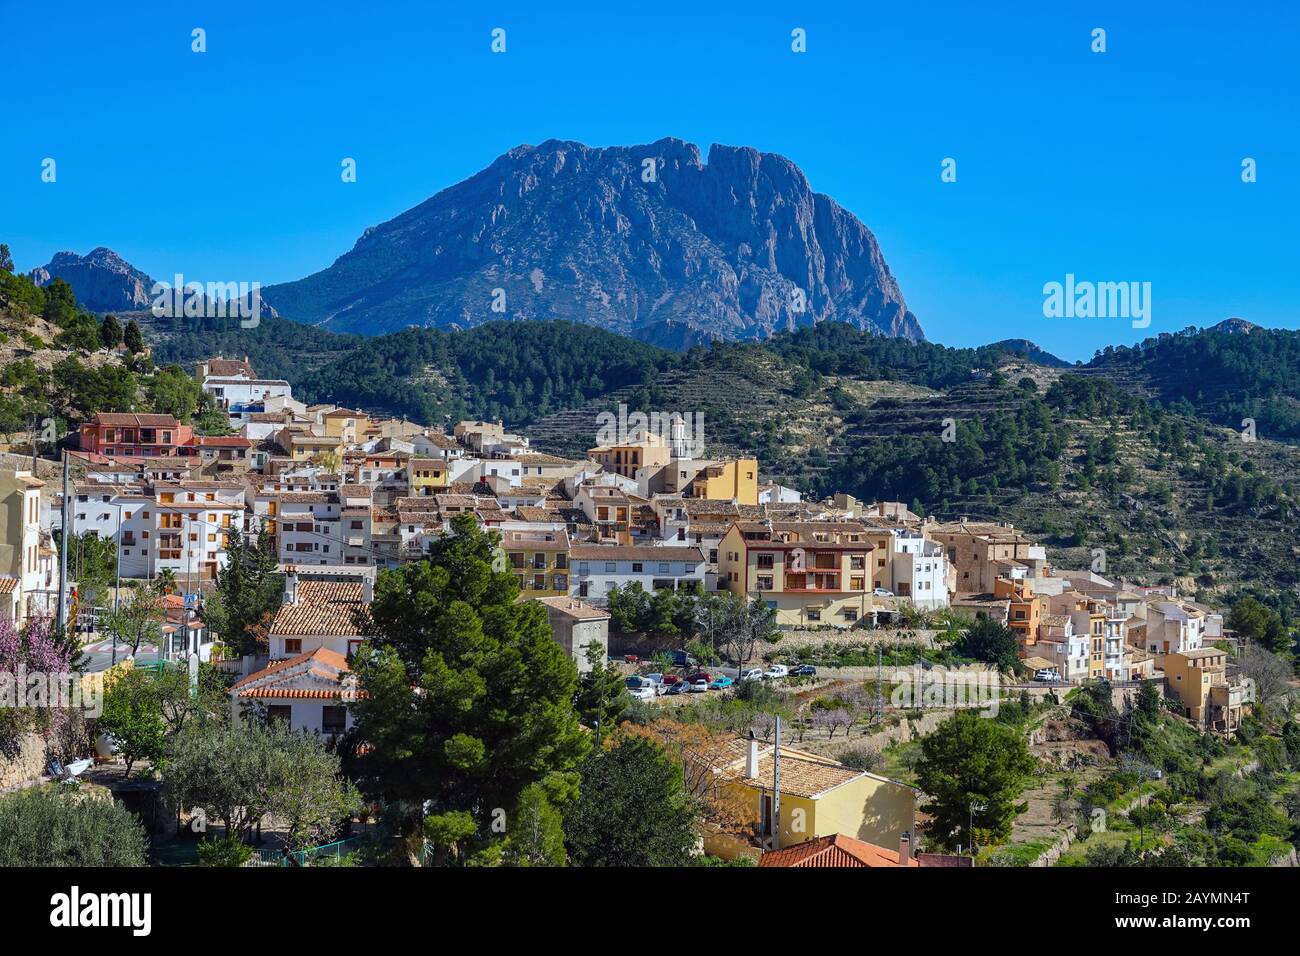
[{"left": 261, "top": 137, "right": 925, "bottom": 348}]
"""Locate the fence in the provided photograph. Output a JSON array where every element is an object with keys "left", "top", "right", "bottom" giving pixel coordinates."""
[{"left": 247, "top": 836, "right": 361, "bottom": 867}]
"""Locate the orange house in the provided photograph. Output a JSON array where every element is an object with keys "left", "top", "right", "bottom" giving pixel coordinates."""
[
  {"left": 995, "top": 576, "right": 1045, "bottom": 645},
  {"left": 79, "top": 413, "right": 194, "bottom": 458}
]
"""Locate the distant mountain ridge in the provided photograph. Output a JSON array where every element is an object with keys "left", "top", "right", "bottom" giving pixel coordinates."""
[
  {"left": 30, "top": 247, "right": 154, "bottom": 313},
  {"left": 261, "top": 138, "right": 925, "bottom": 348},
  {"left": 987, "top": 338, "right": 1070, "bottom": 368}
]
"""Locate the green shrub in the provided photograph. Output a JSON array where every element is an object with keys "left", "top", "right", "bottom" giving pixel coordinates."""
[{"left": 0, "top": 786, "right": 148, "bottom": 866}]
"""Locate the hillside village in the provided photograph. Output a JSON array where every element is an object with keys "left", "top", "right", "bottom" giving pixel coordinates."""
[{"left": 4, "top": 349, "right": 1285, "bottom": 869}]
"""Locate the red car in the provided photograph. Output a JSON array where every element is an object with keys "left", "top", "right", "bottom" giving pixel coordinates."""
[
  {"left": 684, "top": 672, "right": 713, "bottom": 684},
  {"left": 624, "top": 655, "right": 639, "bottom": 664},
  {"left": 661, "top": 674, "right": 683, "bottom": 685}
]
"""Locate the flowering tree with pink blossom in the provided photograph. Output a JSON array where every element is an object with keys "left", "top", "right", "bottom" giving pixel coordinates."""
[{"left": 0, "top": 616, "right": 84, "bottom": 760}]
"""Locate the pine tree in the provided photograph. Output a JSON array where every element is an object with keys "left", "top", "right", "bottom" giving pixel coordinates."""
[{"left": 123, "top": 319, "right": 144, "bottom": 354}]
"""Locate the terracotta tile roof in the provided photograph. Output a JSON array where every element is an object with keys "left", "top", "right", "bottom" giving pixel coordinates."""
[
  {"left": 232, "top": 646, "right": 352, "bottom": 699},
  {"left": 271, "top": 581, "right": 367, "bottom": 637},
  {"left": 296, "top": 580, "right": 364, "bottom": 604},
  {"left": 192, "top": 435, "right": 252, "bottom": 447},
  {"left": 89, "top": 412, "right": 181, "bottom": 428},
  {"left": 759, "top": 834, "right": 919, "bottom": 868},
  {"left": 569, "top": 545, "right": 705, "bottom": 563},
  {"left": 204, "top": 358, "right": 255, "bottom": 378}
]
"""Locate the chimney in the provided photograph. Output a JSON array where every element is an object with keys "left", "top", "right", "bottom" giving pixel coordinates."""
[
  {"left": 899, "top": 830, "right": 912, "bottom": 862},
  {"left": 361, "top": 572, "right": 374, "bottom": 603},
  {"left": 745, "top": 732, "right": 760, "bottom": 779},
  {"left": 283, "top": 569, "right": 298, "bottom": 605}
]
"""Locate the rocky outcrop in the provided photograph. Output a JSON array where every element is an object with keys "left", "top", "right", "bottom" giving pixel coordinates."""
[
  {"left": 30, "top": 247, "right": 154, "bottom": 312},
  {"left": 263, "top": 138, "right": 924, "bottom": 348}
]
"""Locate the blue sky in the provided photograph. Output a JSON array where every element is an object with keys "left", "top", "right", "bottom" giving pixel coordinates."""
[{"left": 2, "top": 1, "right": 1296, "bottom": 360}]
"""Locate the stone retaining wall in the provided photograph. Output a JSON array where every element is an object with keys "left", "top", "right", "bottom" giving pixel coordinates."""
[{"left": 0, "top": 733, "right": 47, "bottom": 792}]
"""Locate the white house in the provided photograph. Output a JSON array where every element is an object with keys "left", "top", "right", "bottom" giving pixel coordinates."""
[
  {"left": 267, "top": 566, "right": 374, "bottom": 660},
  {"left": 230, "top": 646, "right": 355, "bottom": 737},
  {"left": 888, "top": 530, "right": 949, "bottom": 610},
  {"left": 569, "top": 545, "right": 707, "bottom": 602}
]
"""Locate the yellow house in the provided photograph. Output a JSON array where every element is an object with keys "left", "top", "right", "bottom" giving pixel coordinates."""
[
  {"left": 666, "top": 457, "right": 759, "bottom": 506},
  {"left": 501, "top": 530, "right": 570, "bottom": 597},
  {"left": 586, "top": 435, "right": 672, "bottom": 480},
  {"left": 407, "top": 457, "right": 449, "bottom": 495},
  {"left": 289, "top": 433, "right": 343, "bottom": 463},
  {"left": 705, "top": 737, "right": 916, "bottom": 861},
  {"left": 322, "top": 408, "right": 370, "bottom": 444},
  {"left": 1165, "top": 647, "right": 1249, "bottom": 732},
  {"left": 717, "top": 521, "right": 874, "bottom": 627}
]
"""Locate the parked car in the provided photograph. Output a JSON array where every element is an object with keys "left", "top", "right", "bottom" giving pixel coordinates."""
[
  {"left": 708, "top": 676, "right": 734, "bottom": 690},
  {"left": 624, "top": 675, "right": 645, "bottom": 689},
  {"left": 689, "top": 679, "right": 709, "bottom": 693},
  {"left": 873, "top": 588, "right": 895, "bottom": 598},
  {"left": 661, "top": 674, "right": 682, "bottom": 685},
  {"left": 791, "top": 664, "right": 817, "bottom": 676},
  {"left": 627, "top": 685, "right": 657, "bottom": 701},
  {"left": 764, "top": 664, "right": 789, "bottom": 680},
  {"left": 644, "top": 673, "right": 664, "bottom": 686},
  {"left": 668, "top": 650, "right": 698, "bottom": 668},
  {"left": 624, "top": 655, "right": 640, "bottom": 664},
  {"left": 1033, "top": 668, "right": 1062, "bottom": 683},
  {"left": 740, "top": 668, "right": 765, "bottom": 682},
  {"left": 664, "top": 681, "right": 689, "bottom": 696},
  {"left": 684, "top": 671, "right": 712, "bottom": 684}
]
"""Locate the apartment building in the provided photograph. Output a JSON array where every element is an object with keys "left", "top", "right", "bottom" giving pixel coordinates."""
[
  {"left": 587, "top": 434, "right": 672, "bottom": 480},
  {"left": 0, "top": 469, "right": 56, "bottom": 623},
  {"left": 151, "top": 482, "right": 246, "bottom": 582},
  {"left": 879, "top": 528, "right": 949, "bottom": 609},
  {"left": 928, "top": 519, "right": 1047, "bottom": 593},
  {"left": 1165, "top": 647, "right": 1250, "bottom": 732},
  {"left": 995, "top": 576, "right": 1045, "bottom": 644},
  {"left": 644, "top": 456, "right": 760, "bottom": 506},
  {"left": 717, "top": 521, "right": 874, "bottom": 628},
  {"left": 569, "top": 544, "right": 707, "bottom": 602},
  {"left": 78, "top": 413, "right": 194, "bottom": 458},
  {"left": 322, "top": 408, "right": 370, "bottom": 444},
  {"left": 1144, "top": 600, "right": 1206, "bottom": 666},
  {"left": 276, "top": 490, "right": 344, "bottom": 565},
  {"left": 501, "top": 529, "right": 570, "bottom": 597},
  {"left": 407, "top": 457, "right": 449, "bottom": 496}
]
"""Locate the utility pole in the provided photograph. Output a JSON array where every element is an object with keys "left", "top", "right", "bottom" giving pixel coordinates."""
[
  {"left": 56, "top": 452, "right": 69, "bottom": 634},
  {"left": 772, "top": 715, "right": 782, "bottom": 851},
  {"left": 111, "top": 501, "right": 123, "bottom": 666}
]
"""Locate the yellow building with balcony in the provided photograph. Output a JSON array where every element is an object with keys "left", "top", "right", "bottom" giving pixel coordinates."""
[
  {"left": 407, "top": 457, "right": 449, "bottom": 496},
  {"left": 501, "top": 530, "right": 571, "bottom": 598},
  {"left": 717, "top": 522, "right": 874, "bottom": 627}
]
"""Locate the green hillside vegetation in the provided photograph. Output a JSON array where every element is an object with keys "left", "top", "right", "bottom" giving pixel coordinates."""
[
  {"left": 292, "top": 321, "right": 676, "bottom": 426},
  {"left": 1089, "top": 324, "right": 1300, "bottom": 444},
  {"left": 0, "top": 254, "right": 221, "bottom": 439}
]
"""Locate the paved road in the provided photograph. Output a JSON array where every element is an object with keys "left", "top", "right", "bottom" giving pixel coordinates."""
[{"left": 80, "top": 637, "right": 159, "bottom": 672}]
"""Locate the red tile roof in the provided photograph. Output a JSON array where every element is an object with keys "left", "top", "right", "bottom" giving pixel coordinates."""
[{"left": 758, "top": 834, "right": 919, "bottom": 868}]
